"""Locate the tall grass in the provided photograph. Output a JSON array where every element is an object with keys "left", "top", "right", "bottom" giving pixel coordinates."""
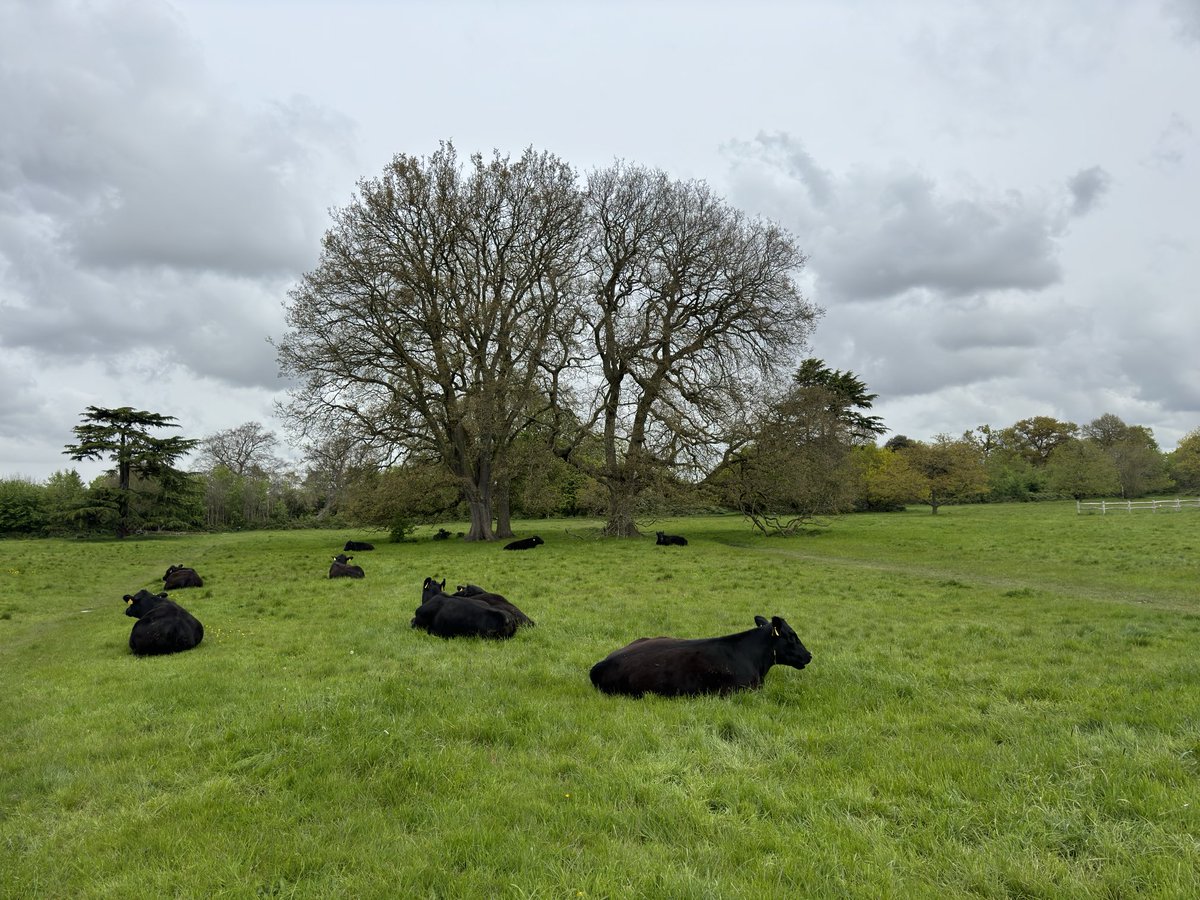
[{"left": 2, "top": 504, "right": 1199, "bottom": 897}]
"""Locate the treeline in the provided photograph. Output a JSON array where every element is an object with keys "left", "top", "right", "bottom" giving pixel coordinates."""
[{"left": 4, "top": 411, "right": 1199, "bottom": 538}]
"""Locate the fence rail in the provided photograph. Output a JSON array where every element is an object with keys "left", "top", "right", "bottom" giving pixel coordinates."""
[{"left": 1076, "top": 498, "right": 1200, "bottom": 514}]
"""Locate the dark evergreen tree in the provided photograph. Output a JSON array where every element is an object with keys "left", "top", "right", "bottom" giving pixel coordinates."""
[{"left": 63, "top": 406, "right": 199, "bottom": 537}]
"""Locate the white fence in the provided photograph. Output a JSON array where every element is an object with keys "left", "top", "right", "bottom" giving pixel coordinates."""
[{"left": 1076, "top": 498, "right": 1200, "bottom": 514}]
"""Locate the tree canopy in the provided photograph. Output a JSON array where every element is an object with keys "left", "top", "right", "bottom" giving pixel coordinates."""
[{"left": 62, "top": 406, "right": 199, "bottom": 537}]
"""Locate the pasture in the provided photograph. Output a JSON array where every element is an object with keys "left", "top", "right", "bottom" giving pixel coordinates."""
[{"left": 2, "top": 503, "right": 1199, "bottom": 898}]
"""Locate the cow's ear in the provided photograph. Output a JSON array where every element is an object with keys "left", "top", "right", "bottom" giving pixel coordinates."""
[
  {"left": 771, "top": 616, "right": 788, "bottom": 635},
  {"left": 439, "top": 579, "right": 446, "bottom": 590},
  {"left": 754, "top": 615, "right": 769, "bottom": 629}
]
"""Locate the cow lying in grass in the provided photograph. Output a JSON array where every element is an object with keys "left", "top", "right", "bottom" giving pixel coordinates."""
[
  {"left": 344, "top": 540, "right": 374, "bottom": 551},
  {"left": 655, "top": 532, "right": 687, "bottom": 546},
  {"left": 503, "top": 535, "right": 543, "bottom": 551},
  {"left": 589, "top": 615, "right": 811, "bottom": 697},
  {"left": 162, "top": 564, "right": 203, "bottom": 589},
  {"left": 452, "top": 582, "right": 535, "bottom": 628},
  {"left": 329, "top": 554, "right": 365, "bottom": 578},
  {"left": 124, "top": 589, "right": 204, "bottom": 656},
  {"left": 413, "top": 577, "right": 522, "bottom": 639}
]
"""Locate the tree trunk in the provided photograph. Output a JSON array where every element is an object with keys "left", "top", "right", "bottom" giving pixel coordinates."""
[
  {"left": 602, "top": 479, "right": 641, "bottom": 537},
  {"left": 493, "top": 481, "right": 514, "bottom": 539},
  {"left": 466, "top": 497, "right": 495, "bottom": 541},
  {"left": 116, "top": 458, "right": 132, "bottom": 538}
]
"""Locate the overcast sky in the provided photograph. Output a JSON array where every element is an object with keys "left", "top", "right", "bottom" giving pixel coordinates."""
[{"left": 2, "top": 0, "right": 1198, "bottom": 482}]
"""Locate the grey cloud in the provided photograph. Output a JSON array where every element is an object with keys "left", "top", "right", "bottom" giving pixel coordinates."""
[
  {"left": 0, "top": 2, "right": 350, "bottom": 394},
  {"left": 725, "top": 133, "right": 1064, "bottom": 303},
  {"left": 1067, "top": 166, "right": 1112, "bottom": 216},
  {"left": 738, "top": 132, "right": 836, "bottom": 208},
  {"left": 0, "top": 2, "right": 352, "bottom": 277},
  {"left": 1163, "top": 0, "right": 1200, "bottom": 41},
  {"left": 1148, "top": 114, "right": 1193, "bottom": 169}
]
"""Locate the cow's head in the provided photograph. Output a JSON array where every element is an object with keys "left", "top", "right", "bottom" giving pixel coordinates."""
[
  {"left": 332, "top": 554, "right": 353, "bottom": 564},
  {"left": 422, "top": 576, "right": 447, "bottom": 602},
  {"left": 124, "top": 589, "right": 169, "bottom": 619},
  {"left": 755, "top": 615, "right": 812, "bottom": 670}
]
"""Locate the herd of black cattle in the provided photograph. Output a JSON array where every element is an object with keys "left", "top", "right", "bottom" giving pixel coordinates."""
[{"left": 120, "top": 531, "right": 812, "bottom": 697}]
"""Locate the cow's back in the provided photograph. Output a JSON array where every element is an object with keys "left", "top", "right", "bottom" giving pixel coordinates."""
[
  {"left": 129, "top": 601, "right": 204, "bottom": 655},
  {"left": 453, "top": 586, "right": 534, "bottom": 628},
  {"left": 590, "top": 636, "right": 762, "bottom": 697},
  {"left": 413, "top": 594, "right": 517, "bottom": 639}
]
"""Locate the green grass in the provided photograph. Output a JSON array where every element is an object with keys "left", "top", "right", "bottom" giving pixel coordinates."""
[{"left": 2, "top": 504, "right": 1199, "bottom": 898}]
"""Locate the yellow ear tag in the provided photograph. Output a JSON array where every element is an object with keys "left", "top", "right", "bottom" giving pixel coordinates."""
[
  {"left": 125, "top": 599, "right": 133, "bottom": 605},
  {"left": 771, "top": 626, "right": 779, "bottom": 636}
]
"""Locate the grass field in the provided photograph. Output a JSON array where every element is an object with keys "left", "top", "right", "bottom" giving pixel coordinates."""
[{"left": 3, "top": 504, "right": 1199, "bottom": 898}]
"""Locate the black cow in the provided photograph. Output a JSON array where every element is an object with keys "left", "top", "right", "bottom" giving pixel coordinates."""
[
  {"left": 655, "top": 531, "right": 688, "bottom": 546},
  {"left": 503, "top": 535, "right": 544, "bottom": 551},
  {"left": 432, "top": 528, "right": 452, "bottom": 541},
  {"left": 589, "top": 615, "right": 811, "bottom": 697},
  {"left": 162, "top": 564, "right": 203, "bottom": 589},
  {"left": 329, "top": 554, "right": 365, "bottom": 579},
  {"left": 124, "top": 589, "right": 204, "bottom": 656},
  {"left": 453, "top": 582, "right": 535, "bottom": 628},
  {"left": 413, "top": 577, "right": 518, "bottom": 639},
  {"left": 344, "top": 540, "right": 375, "bottom": 551}
]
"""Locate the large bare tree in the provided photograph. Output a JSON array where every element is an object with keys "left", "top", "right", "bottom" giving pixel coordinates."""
[
  {"left": 573, "top": 164, "right": 819, "bottom": 536},
  {"left": 276, "top": 143, "right": 584, "bottom": 540}
]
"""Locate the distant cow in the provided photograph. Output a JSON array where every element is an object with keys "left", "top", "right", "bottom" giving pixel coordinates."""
[
  {"left": 589, "top": 615, "right": 811, "bottom": 697},
  {"left": 655, "top": 532, "right": 688, "bottom": 546},
  {"left": 124, "top": 589, "right": 204, "bottom": 656},
  {"left": 413, "top": 577, "right": 518, "bottom": 639},
  {"left": 344, "top": 540, "right": 375, "bottom": 551},
  {"left": 503, "top": 535, "right": 544, "bottom": 551},
  {"left": 433, "top": 528, "right": 452, "bottom": 541},
  {"left": 162, "top": 564, "right": 203, "bottom": 589},
  {"left": 329, "top": 554, "right": 365, "bottom": 579},
  {"left": 452, "top": 582, "right": 535, "bottom": 628}
]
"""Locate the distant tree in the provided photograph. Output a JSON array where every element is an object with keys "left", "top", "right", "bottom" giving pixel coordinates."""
[
  {"left": 340, "top": 460, "right": 462, "bottom": 531},
  {"left": 1080, "top": 412, "right": 1131, "bottom": 448},
  {"left": 980, "top": 444, "right": 1044, "bottom": 501},
  {"left": 963, "top": 425, "right": 1000, "bottom": 459},
  {"left": 1167, "top": 427, "right": 1200, "bottom": 493},
  {"left": 790, "top": 358, "right": 886, "bottom": 444},
  {"left": 899, "top": 435, "right": 989, "bottom": 514},
  {"left": 716, "top": 399, "right": 856, "bottom": 534},
  {"left": 42, "top": 469, "right": 90, "bottom": 535},
  {"left": 298, "top": 431, "right": 385, "bottom": 522},
  {"left": 198, "top": 422, "right": 281, "bottom": 477},
  {"left": 197, "top": 423, "right": 287, "bottom": 529},
  {"left": 997, "top": 416, "right": 1078, "bottom": 467},
  {"left": 1082, "top": 414, "right": 1169, "bottom": 498},
  {"left": 1044, "top": 438, "right": 1120, "bottom": 499},
  {"left": 575, "top": 162, "right": 818, "bottom": 536},
  {"left": 0, "top": 478, "right": 46, "bottom": 534},
  {"left": 62, "top": 406, "right": 199, "bottom": 537},
  {"left": 713, "top": 360, "right": 881, "bottom": 533},
  {"left": 853, "top": 444, "right": 926, "bottom": 511}
]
